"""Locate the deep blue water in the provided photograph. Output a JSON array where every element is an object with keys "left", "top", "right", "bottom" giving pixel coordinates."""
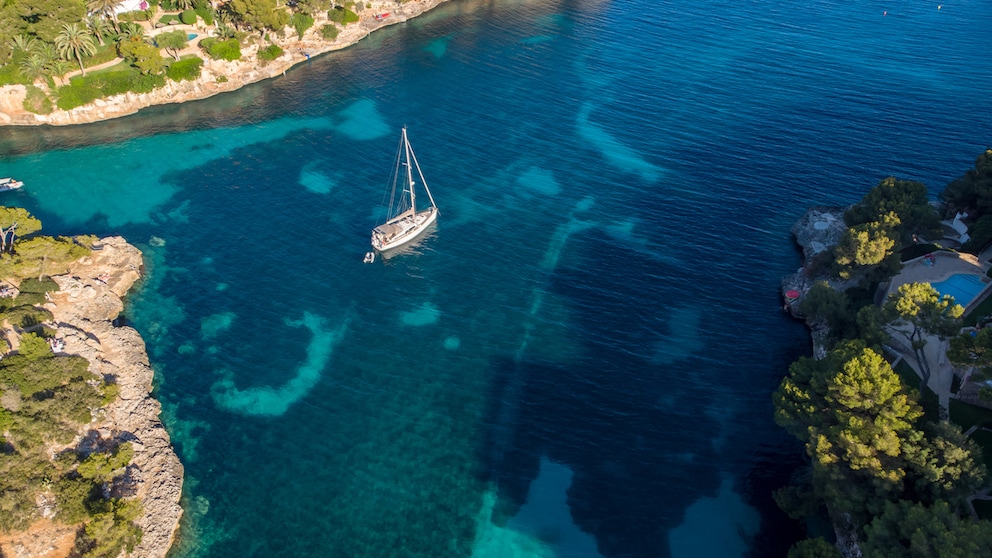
[{"left": 1, "top": 0, "right": 991, "bottom": 556}]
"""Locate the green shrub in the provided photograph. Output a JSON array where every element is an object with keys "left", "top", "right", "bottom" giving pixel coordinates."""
[
  {"left": 1, "top": 305, "right": 53, "bottom": 328},
  {"left": 18, "top": 277, "right": 60, "bottom": 295},
  {"left": 78, "top": 499, "right": 143, "bottom": 558},
  {"left": 118, "top": 9, "right": 154, "bottom": 21},
  {"left": 327, "top": 6, "right": 359, "bottom": 24},
  {"left": 199, "top": 37, "right": 241, "bottom": 61},
  {"left": 180, "top": 8, "right": 197, "bottom": 24},
  {"left": 22, "top": 85, "right": 53, "bottom": 115},
  {"left": 0, "top": 63, "right": 29, "bottom": 86},
  {"left": 257, "top": 44, "right": 284, "bottom": 62},
  {"left": 82, "top": 45, "right": 120, "bottom": 69},
  {"left": 290, "top": 13, "right": 315, "bottom": 39},
  {"left": 57, "top": 70, "right": 166, "bottom": 110},
  {"left": 54, "top": 476, "right": 99, "bottom": 524},
  {"left": 900, "top": 243, "right": 941, "bottom": 262},
  {"left": 964, "top": 215, "right": 992, "bottom": 254},
  {"left": 194, "top": 5, "right": 214, "bottom": 25},
  {"left": 216, "top": 75, "right": 227, "bottom": 83},
  {"left": 77, "top": 443, "right": 134, "bottom": 482},
  {"left": 320, "top": 24, "right": 339, "bottom": 40},
  {"left": 166, "top": 56, "right": 203, "bottom": 82}
]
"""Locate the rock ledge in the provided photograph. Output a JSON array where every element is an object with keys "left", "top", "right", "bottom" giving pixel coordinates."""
[{"left": 43, "top": 236, "right": 183, "bottom": 558}]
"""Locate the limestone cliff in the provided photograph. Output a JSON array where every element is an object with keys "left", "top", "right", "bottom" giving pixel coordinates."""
[{"left": 42, "top": 237, "right": 182, "bottom": 558}]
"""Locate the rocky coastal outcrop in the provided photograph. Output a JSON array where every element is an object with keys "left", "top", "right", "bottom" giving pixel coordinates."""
[
  {"left": 44, "top": 237, "right": 183, "bottom": 558},
  {"left": 0, "top": 0, "right": 449, "bottom": 127},
  {"left": 781, "top": 206, "right": 848, "bottom": 358},
  {"left": 0, "top": 237, "right": 184, "bottom": 558}
]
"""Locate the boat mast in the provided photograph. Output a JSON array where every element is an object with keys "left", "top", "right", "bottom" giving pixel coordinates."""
[
  {"left": 407, "top": 146, "right": 438, "bottom": 211},
  {"left": 403, "top": 127, "right": 416, "bottom": 215}
]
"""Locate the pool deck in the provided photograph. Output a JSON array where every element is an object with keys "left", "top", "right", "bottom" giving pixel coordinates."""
[{"left": 885, "top": 250, "right": 990, "bottom": 311}]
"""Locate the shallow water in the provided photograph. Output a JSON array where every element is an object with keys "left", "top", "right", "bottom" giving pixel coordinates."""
[{"left": 1, "top": 0, "right": 990, "bottom": 556}]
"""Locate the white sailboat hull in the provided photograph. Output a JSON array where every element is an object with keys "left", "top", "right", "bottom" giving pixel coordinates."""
[
  {"left": 370, "top": 127, "right": 439, "bottom": 256},
  {"left": 371, "top": 207, "right": 438, "bottom": 252}
]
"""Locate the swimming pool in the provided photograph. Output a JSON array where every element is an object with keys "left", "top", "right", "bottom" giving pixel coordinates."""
[{"left": 931, "top": 273, "right": 988, "bottom": 307}]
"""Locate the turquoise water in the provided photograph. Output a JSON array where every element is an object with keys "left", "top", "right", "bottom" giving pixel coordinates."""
[
  {"left": 932, "top": 273, "right": 988, "bottom": 307},
  {"left": 1, "top": 0, "right": 991, "bottom": 556}
]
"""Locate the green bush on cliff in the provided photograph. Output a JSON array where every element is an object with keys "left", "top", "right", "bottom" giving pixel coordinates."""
[
  {"left": 199, "top": 38, "right": 241, "bottom": 61},
  {"left": 166, "top": 56, "right": 204, "bottom": 82},
  {"left": 291, "top": 13, "right": 315, "bottom": 39},
  {"left": 55, "top": 476, "right": 100, "bottom": 524},
  {"left": 320, "top": 24, "right": 339, "bottom": 40},
  {"left": 328, "top": 6, "right": 359, "bottom": 24},
  {"left": 56, "top": 70, "right": 166, "bottom": 111},
  {"left": 257, "top": 44, "right": 284, "bottom": 62},
  {"left": 17, "top": 277, "right": 60, "bottom": 295},
  {"left": 23, "top": 85, "right": 53, "bottom": 115},
  {"left": 78, "top": 443, "right": 134, "bottom": 482},
  {"left": 0, "top": 236, "right": 90, "bottom": 279},
  {"left": 78, "top": 499, "right": 144, "bottom": 558},
  {"left": 0, "top": 304, "right": 54, "bottom": 328},
  {"left": 195, "top": 5, "right": 215, "bottom": 25}
]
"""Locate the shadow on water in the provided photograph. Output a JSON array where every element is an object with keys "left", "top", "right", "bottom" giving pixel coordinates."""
[{"left": 477, "top": 228, "right": 728, "bottom": 558}]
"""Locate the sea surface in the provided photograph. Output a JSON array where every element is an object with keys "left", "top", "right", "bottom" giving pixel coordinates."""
[{"left": 2, "top": 0, "right": 991, "bottom": 556}]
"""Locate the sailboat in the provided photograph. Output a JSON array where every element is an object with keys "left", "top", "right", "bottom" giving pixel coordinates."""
[{"left": 370, "top": 127, "right": 439, "bottom": 253}]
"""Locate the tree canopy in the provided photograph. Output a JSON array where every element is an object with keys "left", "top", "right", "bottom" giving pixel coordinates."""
[
  {"left": 774, "top": 342, "right": 924, "bottom": 516},
  {"left": 0, "top": 206, "right": 42, "bottom": 253},
  {"left": 787, "top": 538, "right": 843, "bottom": 558},
  {"left": 862, "top": 500, "right": 992, "bottom": 558},
  {"left": 941, "top": 148, "right": 992, "bottom": 219},
  {"left": 884, "top": 282, "right": 964, "bottom": 391},
  {"left": 227, "top": 0, "right": 290, "bottom": 40},
  {"left": 155, "top": 29, "right": 188, "bottom": 61},
  {"left": 845, "top": 177, "right": 943, "bottom": 244}
]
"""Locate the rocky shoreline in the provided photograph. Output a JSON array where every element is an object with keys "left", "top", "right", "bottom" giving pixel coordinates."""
[
  {"left": 0, "top": 0, "right": 449, "bottom": 127},
  {"left": 0, "top": 237, "right": 183, "bottom": 558},
  {"left": 781, "top": 206, "right": 848, "bottom": 357}
]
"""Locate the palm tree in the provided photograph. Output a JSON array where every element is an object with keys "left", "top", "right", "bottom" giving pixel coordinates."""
[
  {"left": 55, "top": 23, "right": 97, "bottom": 76},
  {"left": 175, "top": 0, "right": 195, "bottom": 9},
  {"left": 19, "top": 53, "right": 49, "bottom": 83},
  {"left": 86, "top": 0, "right": 120, "bottom": 32},
  {"left": 35, "top": 42, "right": 57, "bottom": 64},
  {"left": 7, "top": 34, "right": 37, "bottom": 57},
  {"left": 86, "top": 15, "right": 114, "bottom": 46},
  {"left": 116, "top": 22, "right": 147, "bottom": 45},
  {"left": 46, "top": 59, "right": 73, "bottom": 86}
]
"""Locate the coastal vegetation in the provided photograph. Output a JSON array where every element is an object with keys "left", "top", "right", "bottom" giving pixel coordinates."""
[
  {"left": 0, "top": 207, "right": 141, "bottom": 557},
  {"left": 777, "top": 149, "right": 992, "bottom": 557},
  {"left": 0, "top": 0, "right": 369, "bottom": 114}
]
